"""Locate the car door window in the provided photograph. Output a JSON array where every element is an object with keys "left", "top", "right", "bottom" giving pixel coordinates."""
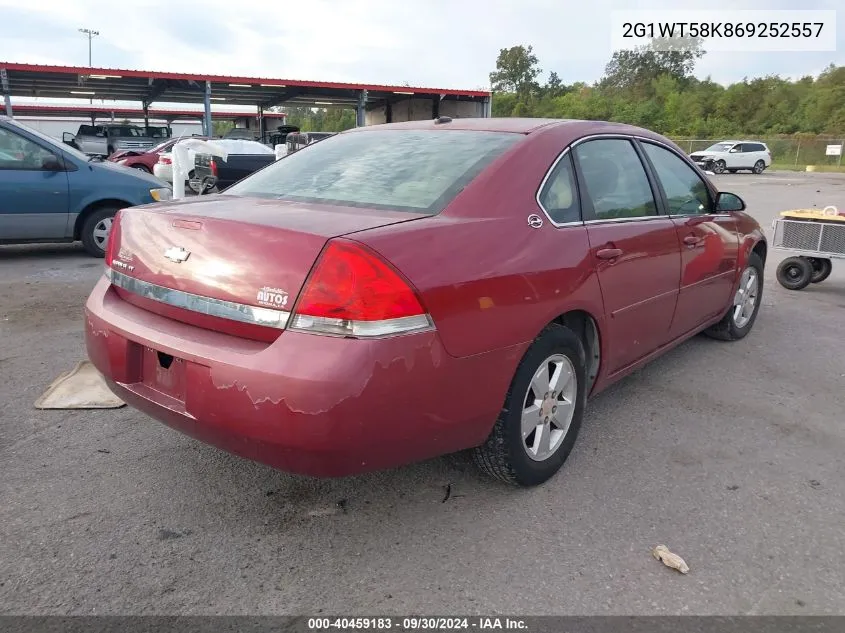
[
  {"left": 0, "top": 127, "right": 58, "bottom": 171},
  {"left": 538, "top": 152, "right": 581, "bottom": 224},
  {"left": 642, "top": 142, "right": 714, "bottom": 216},
  {"left": 573, "top": 138, "right": 657, "bottom": 220}
]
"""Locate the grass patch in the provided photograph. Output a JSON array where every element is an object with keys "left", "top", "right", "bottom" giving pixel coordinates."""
[{"left": 771, "top": 163, "right": 845, "bottom": 173}]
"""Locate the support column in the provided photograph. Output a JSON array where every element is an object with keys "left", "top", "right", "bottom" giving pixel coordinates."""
[
  {"left": 385, "top": 100, "right": 393, "bottom": 124},
  {"left": 356, "top": 89, "right": 368, "bottom": 127},
  {"left": 432, "top": 95, "right": 441, "bottom": 119},
  {"left": 1, "top": 69, "right": 12, "bottom": 117},
  {"left": 142, "top": 101, "right": 150, "bottom": 132},
  {"left": 482, "top": 96, "right": 492, "bottom": 118},
  {"left": 258, "top": 104, "right": 265, "bottom": 142},
  {"left": 203, "top": 81, "right": 213, "bottom": 137}
]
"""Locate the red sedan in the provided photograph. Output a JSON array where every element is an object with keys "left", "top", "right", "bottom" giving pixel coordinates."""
[
  {"left": 109, "top": 136, "right": 207, "bottom": 173},
  {"left": 85, "top": 118, "right": 766, "bottom": 487}
]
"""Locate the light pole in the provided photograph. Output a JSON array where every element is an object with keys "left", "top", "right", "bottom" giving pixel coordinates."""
[
  {"left": 78, "top": 28, "right": 99, "bottom": 104},
  {"left": 78, "top": 28, "right": 99, "bottom": 66}
]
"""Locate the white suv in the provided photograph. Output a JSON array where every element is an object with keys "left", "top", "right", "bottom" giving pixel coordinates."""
[{"left": 690, "top": 141, "right": 772, "bottom": 174}]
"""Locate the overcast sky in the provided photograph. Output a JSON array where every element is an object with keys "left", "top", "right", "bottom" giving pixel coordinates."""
[{"left": 0, "top": 0, "right": 842, "bottom": 96}]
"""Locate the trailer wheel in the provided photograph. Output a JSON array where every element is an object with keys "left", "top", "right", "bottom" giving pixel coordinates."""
[
  {"left": 808, "top": 258, "right": 832, "bottom": 283},
  {"left": 776, "top": 256, "right": 813, "bottom": 290}
]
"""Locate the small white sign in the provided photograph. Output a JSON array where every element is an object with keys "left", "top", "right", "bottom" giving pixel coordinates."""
[{"left": 825, "top": 144, "right": 842, "bottom": 156}]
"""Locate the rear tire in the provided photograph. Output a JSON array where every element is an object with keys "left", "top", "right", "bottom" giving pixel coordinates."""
[
  {"left": 809, "top": 258, "right": 832, "bottom": 283},
  {"left": 131, "top": 164, "right": 151, "bottom": 173},
  {"left": 753, "top": 160, "right": 766, "bottom": 174},
  {"left": 80, "top": 206, "right": 119, "bottom": 258},
  {"left": 472, "top": 323, "right": 586, "bottom": 487},
  {"left": 705, "top": 251, "right": 764, "bottom": 341},
  {"left": 776, "top": 256, "right": 813, "bottom": 290}
]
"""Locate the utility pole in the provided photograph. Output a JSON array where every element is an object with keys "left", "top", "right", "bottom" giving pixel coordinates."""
[{"left": 78, "top": 28, "right": 99, "bottom": 104}]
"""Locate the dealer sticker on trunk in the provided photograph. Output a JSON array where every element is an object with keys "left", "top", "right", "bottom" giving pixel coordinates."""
[{"left": 257, "top": 287, "right": 289, "bottom": 308}]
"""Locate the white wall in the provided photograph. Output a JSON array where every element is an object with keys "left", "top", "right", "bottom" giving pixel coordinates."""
[
  {"left": 363, "top": 97, "right": 484, "bottom": 125},
  {"left": 439, "top": 100, "right": 484, "bottom": 118}
]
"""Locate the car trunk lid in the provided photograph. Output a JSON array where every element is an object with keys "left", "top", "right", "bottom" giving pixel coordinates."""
[{"left": 108, "top": 196, "right": 427, "bottom": 341}]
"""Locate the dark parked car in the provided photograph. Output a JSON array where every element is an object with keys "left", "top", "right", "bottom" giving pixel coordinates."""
[
  {"left": 285, "top": 131, "right": 335, "bottom": 154},
  {"left": 0, "top": 116, "right": 172, "bottom": 256},
  {"left": 85, "top": 118, "right": 765, "bottom": 486},
  {"left": 191, "top": 139, "right": 277, "bottom": 192}
]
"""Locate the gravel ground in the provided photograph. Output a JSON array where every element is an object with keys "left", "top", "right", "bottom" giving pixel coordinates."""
[{"left": 1, "top": 171, "right": 844, "bottom": 615}]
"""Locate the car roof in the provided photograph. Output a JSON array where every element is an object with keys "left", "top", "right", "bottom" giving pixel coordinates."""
[{"left": 344, "top": 117, "right": 671, "bottom": 138}]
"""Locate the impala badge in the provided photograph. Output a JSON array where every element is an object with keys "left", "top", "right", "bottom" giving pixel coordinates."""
[
  {"left": 527, "top": 214, "right": 544, "bottom": 229},
  {"left": 164, "top": 246, "right": 191, "bottom": 263}
]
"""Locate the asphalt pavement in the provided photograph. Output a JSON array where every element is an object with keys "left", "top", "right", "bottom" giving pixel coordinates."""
[{"left": 1, "top": 171, "right": 844, "bottom": 615}]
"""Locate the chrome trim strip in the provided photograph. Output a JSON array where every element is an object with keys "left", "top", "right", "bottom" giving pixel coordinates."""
[
  {"left": 583, "top": 215, "right": 668, "bottom": 226},
  {"left": 668, "top": 214, "right": 734, "bottom": 220},
  {"left": 107, "top": 269, "right": 290, "bottom": 329}
]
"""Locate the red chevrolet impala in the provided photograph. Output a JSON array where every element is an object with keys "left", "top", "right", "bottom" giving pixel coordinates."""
[{"left": 84, "top": 118, "right": 766, "bottom": 486}]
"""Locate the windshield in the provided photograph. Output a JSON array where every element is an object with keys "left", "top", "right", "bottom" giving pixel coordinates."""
[
  {"left": 108, "top": 126, "right": 145, "bottom": 137},
  {"left": 149, "top": 139, "right": 175, "bottom": 153},
  {"left": 227, "top": 129, "right": 520, "bottom": 214},
  {"left": 704, "top": 143, "right": 735, "bottom": 153},
  {"left": 4, "top": 118, "right": 91, "bottom": 162}
]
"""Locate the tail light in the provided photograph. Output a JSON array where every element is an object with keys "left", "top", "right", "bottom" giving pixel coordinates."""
[
  {"left": 159, "top": 156, "right": 172, "bottom": 165},
  {"left": 210, "top": 158, "right": 218, "bottom": 178},
  {"left": 289, "top": 240, "right": 433, "bottom": 338},
  {"left": 104, "top": 210, "right": 123, "bottom": 270}
]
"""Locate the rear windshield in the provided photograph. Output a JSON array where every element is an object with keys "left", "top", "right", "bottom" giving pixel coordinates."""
[{"left": 225, "top": 129, "right": 520, "bottom": 214}]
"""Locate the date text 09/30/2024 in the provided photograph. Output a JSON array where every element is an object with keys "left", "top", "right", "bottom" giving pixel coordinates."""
[{"left": 307, "top": 617, "right": 528, "bottom": 631}]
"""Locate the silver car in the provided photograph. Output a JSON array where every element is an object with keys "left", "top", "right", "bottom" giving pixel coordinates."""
[{"left": 65, "top": 124, "right": 157, "bottom": 157}]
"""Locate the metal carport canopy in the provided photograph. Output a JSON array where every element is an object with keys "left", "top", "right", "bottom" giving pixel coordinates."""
[
  {"left": 0, "top": 62, "right": 490, "bottom": 109},
  {"left": 8, "top": 103, "right": 288, "bottom": 122}
]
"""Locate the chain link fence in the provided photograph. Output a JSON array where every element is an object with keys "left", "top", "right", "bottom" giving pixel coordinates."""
[{"left": 668, "top": 137, "right": 845, "bottom": 168}]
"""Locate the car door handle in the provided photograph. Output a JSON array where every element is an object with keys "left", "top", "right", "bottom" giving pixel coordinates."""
[
  {"left": 683, "top": 235, "right": 703, "bottom": 247},
  {"left": 596, "top": 248, "right": 623, "bottom": 260}
]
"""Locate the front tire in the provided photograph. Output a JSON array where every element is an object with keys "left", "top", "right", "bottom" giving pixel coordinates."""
[
  {"left": 712, "top": 159, "right": 727, "bottom": 174},
  {"left": 472, "top": 324, "right": 586, "bottom": 486},
  {"left": 80, "top": 207, "right": 119, "bottom": 257},
  {"left": 809, "top": 258, "right": 832, "bottom": 283},
  {"left": 705, "top": 252, "right": 764, "bottom": 341},
  {"left": 776, "top": 256, "right": 813, "bottom": 290}
]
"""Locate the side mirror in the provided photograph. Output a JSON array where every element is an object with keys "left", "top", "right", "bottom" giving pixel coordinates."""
[
  {"left": 42, "top": 156, "right": 63, "bottom": 171},
  {"left": 716, "top": 191, "right": 745, "bottom": 212},
  {"left": 729, "top": 148, "right": 740, "bottom": 153}
]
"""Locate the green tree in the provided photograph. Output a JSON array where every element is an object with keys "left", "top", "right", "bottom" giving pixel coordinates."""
[
  {"left": 544, "top": 71, "right": 566, "bottom": 98},
  {"left": 601, "top": 37, "right": 704, "bottom": 98},
  {"left": 489, "top": 45, "right": 542, "bottom": 97}
]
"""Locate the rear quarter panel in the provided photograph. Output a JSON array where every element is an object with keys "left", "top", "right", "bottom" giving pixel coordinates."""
[{"left": 354, "top": 125, "right": 606, "bottom": 360}]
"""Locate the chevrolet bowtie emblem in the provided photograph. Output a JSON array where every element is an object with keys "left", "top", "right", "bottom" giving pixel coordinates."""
[{"left": 164, "top": 246, "right": 191, "bottom": 263}]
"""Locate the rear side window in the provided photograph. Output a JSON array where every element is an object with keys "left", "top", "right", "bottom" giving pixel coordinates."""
[
  {"left": 573, "top": 139, "right": 657, "bottom": 221},
  {"left": 226, "top": 129, "right": 520, "bottom": 214},
  {"left": 538, "top": 153, "right": 581, "bottom": 224},
  {"left": 746, "top": 143, "right": 766, "bottom": 152}
]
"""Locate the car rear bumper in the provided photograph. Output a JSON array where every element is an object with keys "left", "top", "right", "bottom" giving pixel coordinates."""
[
  {"left": 84, "top": 276, "right": 521, "bottom": 477},
  {"left": 152, "top": 163, "right": 174, "bottom": 183}
]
